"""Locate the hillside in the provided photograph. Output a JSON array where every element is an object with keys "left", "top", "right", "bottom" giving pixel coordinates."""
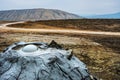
[{"left": 0, "top": 8, "right": 81, "bottom": 21}]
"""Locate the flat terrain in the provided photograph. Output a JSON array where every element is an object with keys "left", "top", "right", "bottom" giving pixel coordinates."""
[
  {"left": 2, "top": 21, "right": 120, "bottom": 36},
  {"left": 8, "top": 19, "right": 120, "bottom": 32},
  {"left": 0, "top": 21, "right": 14, "bottom": 25},
  {"left": 0, "top": 19, "right": 120, "bottom": 80}
]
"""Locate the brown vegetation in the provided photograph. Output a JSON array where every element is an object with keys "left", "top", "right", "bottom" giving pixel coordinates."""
[
  {"left": 8, "top": 19, "right": 120, "bottom": 32},
  {"left": 0, "top": 31, "right": 120, "bottom": 80},
  {"left": 0, "top": 19, "right": 120, "bottom": 80},
  {"left": 0, "top": 21, "right": 14, "bottom": 24}
]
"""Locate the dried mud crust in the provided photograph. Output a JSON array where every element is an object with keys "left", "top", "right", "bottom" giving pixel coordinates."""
[{"left": 0, "top": 41, "right": 95, "bottom": 80}]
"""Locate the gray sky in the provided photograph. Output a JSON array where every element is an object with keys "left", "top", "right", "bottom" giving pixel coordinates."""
[{"left": 0, "top": 0, "right": 120, "bottom": 15}]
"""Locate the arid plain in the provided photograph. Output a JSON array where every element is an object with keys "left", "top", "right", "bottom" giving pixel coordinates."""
[{"left": 0, "top": 19, "right": 120, "bottom": 80}]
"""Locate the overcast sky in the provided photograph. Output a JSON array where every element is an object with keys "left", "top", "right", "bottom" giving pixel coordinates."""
[{"left": 0, "top": 0, "right": 120, "bottom": 15}]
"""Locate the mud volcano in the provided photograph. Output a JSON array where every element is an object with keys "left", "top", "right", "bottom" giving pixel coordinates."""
[{"left": 0, "top": 40, "right": 96, "bottom": 80}]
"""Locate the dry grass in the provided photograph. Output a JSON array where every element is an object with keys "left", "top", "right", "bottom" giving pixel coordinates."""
[
  {"left": 8, "top": 19, "right": 120, "bottom": 32},
  {"left": 0, "top": 30, "right": 120, "bottom": 80},
  {"left": 0, "top": 21, "right": 14, "bottom": 24},
  {"left": 0, "top": 19, "right": 120, "bottom": 80}
]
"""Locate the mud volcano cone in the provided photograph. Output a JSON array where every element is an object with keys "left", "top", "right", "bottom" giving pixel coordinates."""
[{"left": 0, "top": 41, "right": 95, "bottom": 80}]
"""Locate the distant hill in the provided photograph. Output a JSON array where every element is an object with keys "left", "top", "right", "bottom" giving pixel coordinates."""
[
  {"left": 86, "top": 12, "right": 120, "bottom": 19},
  {"left": 0, "top": 8, "right": 82, "bottom": 21}
]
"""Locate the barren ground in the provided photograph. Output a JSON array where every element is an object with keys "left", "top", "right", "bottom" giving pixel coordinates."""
[{"left": 0, "top": 20, "right": 120, "bottom": 80}]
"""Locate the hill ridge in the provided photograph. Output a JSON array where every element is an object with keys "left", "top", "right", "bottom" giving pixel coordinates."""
[{"left": 0, "top": 8, "right": 81, "bottom": 21}]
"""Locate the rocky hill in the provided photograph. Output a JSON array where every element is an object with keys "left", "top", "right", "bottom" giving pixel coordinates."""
[{"left": 0, "top": 8, "right": 81, "bottom": 21}]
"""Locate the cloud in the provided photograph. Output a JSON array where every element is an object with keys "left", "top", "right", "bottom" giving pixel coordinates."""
[
  {"left": 0, "top": 0, "right": 120, "bottom": 15},
  {"left": 50, "top": 0, "right": 120, "bottom": 15}
]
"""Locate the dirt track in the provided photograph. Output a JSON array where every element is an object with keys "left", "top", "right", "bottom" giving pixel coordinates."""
[{"left": 1, "top": 21, "right": 120, "bottom": 36}]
